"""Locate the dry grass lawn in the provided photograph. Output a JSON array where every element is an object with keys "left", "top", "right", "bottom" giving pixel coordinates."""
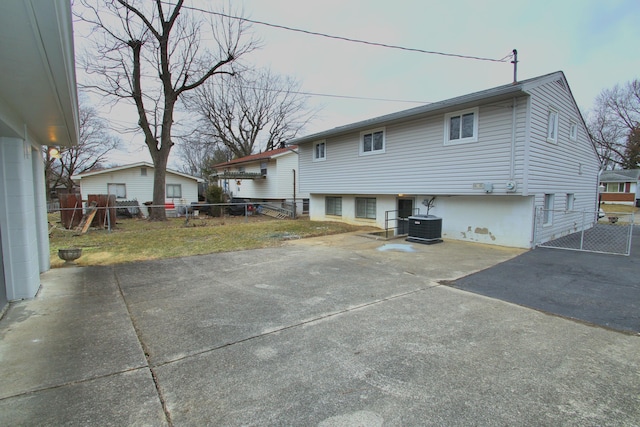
[{"left": 49, "top": 213, "right": 376, "bottom": 267}]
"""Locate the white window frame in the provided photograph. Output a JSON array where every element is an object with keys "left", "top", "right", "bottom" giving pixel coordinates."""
[
  {"left": 566, "top": 193, "right": 575, "bottom": 211},
  {"left": 360, "top": 128, "right": 385, "bottom": 156},
  {"left": 569, "top": 121, "right": 578, "bottom": 141},
  {"left": 547, "top": 108, "right": 559, "bottom": 144},
  {"left": 107, "top": 183, "right": 126, "bottom": 199},
  {"left": 325, "top": 196, "right": 342, "bottom": 216},
  {"left": 543, "top": 193, "right": 554, "bottom": 225},
  {"left": 444, "top": 107, "right": 479, "bottom": 145},
  {"left": 166, "top": 183, "right": 182, "bottom": 198},
  {"left": 313, "top": 141, "right": 326, "bottom": 162}
]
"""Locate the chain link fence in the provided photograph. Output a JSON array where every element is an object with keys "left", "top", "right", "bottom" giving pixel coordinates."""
[{"left": 535, "top": 209, "right": 634, "bottom": 256}]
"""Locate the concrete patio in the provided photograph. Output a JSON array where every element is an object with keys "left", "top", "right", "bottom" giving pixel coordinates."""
[{"left": 1, "top": 233, "right": 638, "bottom": 426}]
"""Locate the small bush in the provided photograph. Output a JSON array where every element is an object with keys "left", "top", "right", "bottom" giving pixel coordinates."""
[{"left": 205, "top": 185, "right": 224, "bottom": 216}]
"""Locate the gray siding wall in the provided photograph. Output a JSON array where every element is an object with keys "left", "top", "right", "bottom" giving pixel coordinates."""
[
  {"left": 525, "top": 79, "right": 601, "bottom": 242},
  {"left": 300, "top": 97, "right": 529, "bottom": 196}
]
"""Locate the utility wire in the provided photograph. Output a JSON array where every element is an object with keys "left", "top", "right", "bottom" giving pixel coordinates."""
[{"left": 177, "top": 3, "right": 512, "bottom": 64}]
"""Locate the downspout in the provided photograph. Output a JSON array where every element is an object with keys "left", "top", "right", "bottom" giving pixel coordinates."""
[
  {"left": 292, "top": 169, "right": 297, "bottom": 219},
  {"left": 509, "top": 97, "right": 517, "bottom": 182}
]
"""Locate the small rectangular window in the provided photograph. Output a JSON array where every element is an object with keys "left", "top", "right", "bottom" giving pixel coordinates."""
[
  {"left": 107, "top": 183, "right": 126, "bottom": 199},
  {"left": 444, "top": 108, "right": 479, "bottom": 145},
  {"left": 166, "top": 184, "right": 182, "bottom": 198},
  {"left": 569, "top": 121, "right": 578, "bottom": 141},
  {"left": 260, "top": 161, "right": 267, "bottom": 176},
  {"left": 543, "top": 194, "right": 554, "bottom": 225},
  {"left": 325, "top": 196, "right": 342, "bottom": 216},
  {"left": 355, "top": 197, "right": 376, "bottom": 219},
  {"left": 547, "top": 109, "right": 559, "bottom": 143},
  {"left": 141, "top": 168, "right": 147, "bottom": 176},
  {"left": 314, "top": 141, "right": 326, "bottom": 161},
  {"left": 360, "top": 129, "right": 385, "bottom": 155},
  {"left": 566, "top": 193, "right": 574, "bottom": 211}
]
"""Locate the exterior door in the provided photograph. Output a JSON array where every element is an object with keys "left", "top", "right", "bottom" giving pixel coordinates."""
[{"left": 397, "top": 199, "right": 414, "bottom": 235}]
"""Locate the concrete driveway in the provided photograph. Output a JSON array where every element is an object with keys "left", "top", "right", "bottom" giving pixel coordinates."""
[{"left": 1, "top": 233, "right": 639, "bottom": 426}]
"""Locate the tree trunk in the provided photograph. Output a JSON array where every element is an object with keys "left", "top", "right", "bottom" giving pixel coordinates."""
[{"left": 150, "top": 151, "right": 169, "bottom": 220}]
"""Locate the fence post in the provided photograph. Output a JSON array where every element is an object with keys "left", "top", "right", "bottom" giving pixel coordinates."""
[{"left": 579, "top": 209, "right": 586, "bottom": 250}]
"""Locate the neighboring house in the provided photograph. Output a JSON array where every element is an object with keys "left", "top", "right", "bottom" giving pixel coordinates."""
[
  {"left": 72, "top": 162, "right": 203, "bottom": 217},
  {"left": 290, "top": 71, "right": 601, "bottom": 249},
  {"left": 213, "top": 146, "right": 309, "bottom": 215},
  {"left": 599, "top": 169, "right": 640, "bottom": 206},
  {"left": 0, "top": 0, "right": 79, "bottom": 308}
]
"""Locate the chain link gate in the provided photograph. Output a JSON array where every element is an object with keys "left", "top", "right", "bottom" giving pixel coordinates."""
[{"left": 534, "top": 208, "right": 634, "bottom": 256}]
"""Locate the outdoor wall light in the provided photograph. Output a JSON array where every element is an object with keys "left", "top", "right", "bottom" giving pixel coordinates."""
[{"left": 48, "top": 147, "right": 61, "bottom": 159}]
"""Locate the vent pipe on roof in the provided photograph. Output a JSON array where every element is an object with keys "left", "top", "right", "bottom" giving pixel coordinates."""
[{"left": 511, "top": 49, "right": 518, "bottom": 84}]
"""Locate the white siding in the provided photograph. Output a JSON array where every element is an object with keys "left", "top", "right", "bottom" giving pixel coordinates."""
[
  {"left": 78, "top": 166, "right": 199, "bottom": 215},
  {"left": 300, "top": 97, "right": 529, "bottom": 196},
  {"left": 222, "top": 152, "right": 308, "bottom": 209},
  {"left": 525, "top": 78, "right": 601, "bottom": 241}
]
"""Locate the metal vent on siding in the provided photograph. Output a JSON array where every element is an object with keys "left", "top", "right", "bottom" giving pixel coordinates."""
[{"left": 554, "top": 79, "right": 567, "bottom": 91}]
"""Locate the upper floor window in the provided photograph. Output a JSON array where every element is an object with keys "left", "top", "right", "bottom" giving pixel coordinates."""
[
  {"left": 107, "top": 183, "right": 126, "bottom": 199},
  {"left": 547, "top": 109, "right": 559, "bottom": 143},
  {"left": 140, "top": 167, "right": 147, "bottom": 176},
  {"left": 360, "top": 128, "right": 385, "bottom": 155},
  {"left": 444, "top": 107, "right": 478, "bottom": 145},
  {"left": 166, "top": 184, "right": 182, "bottom": 198},
  {"left": 569, "top": 121, "right": 578, "bottom": 141},
  {"left": 314, "top": 141, "right": 326, "bottom": 161}
]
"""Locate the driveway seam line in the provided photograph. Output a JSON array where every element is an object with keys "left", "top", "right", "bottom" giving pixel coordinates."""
[
  {"left": 113, "top": 268, "right": 174, "bottom": 427},
  {"left": 150, "top": 285, "right": 439, "bottom": 368}
]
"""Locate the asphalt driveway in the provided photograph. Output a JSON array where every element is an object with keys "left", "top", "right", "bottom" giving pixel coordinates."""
[
  {"left": 451, "top": 226, "right": 640, "bottom": 334},
  {"left": 1, "top": 233, "right": 639, "bottom": 426}
]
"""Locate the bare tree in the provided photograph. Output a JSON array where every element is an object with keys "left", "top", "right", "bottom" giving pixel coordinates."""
[
  {"left": 44, "top": 100, "right": 120, "bottom": 200},
  {"left": 175, "top": 134, "right": 231, "bottom": 179},
  {"left": 587, "top": 79, "right": 640, "bottom": 169},
  {"left": 76, "top": 0, "right": 256, "bottom": 219},
  {"left": 185, "top": 68, "right": 317, "bottom": 159}
]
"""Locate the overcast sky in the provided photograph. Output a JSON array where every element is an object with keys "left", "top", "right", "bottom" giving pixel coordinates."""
[{"left": 79, "top": 0, "right": 640, "bottom": 166}]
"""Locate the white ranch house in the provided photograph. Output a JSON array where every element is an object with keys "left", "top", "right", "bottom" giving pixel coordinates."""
[
  {"left": 213, "top": 146, "right": 309, "bottom": 215},
  {"left": 291, "top": 71, "right": 601, "bottom": 249},
  {"left": 72, "top": 162, "right": 203, "bottom": 216},
  {"left": 0, "top": 0, "right": 79, "bottom": 308},
  {"left": 599, "top": 169, "right": 640, "bottom": 207}
]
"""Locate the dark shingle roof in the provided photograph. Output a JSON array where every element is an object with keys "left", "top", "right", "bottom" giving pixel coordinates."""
[{"left": 600, "top": 169, "right": 640, "bottom": 182}]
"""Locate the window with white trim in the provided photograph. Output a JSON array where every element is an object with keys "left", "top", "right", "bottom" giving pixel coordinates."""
[
  {"left": 107, "top": 183, "right": 126, "bottom": 199},
  {"left": 547, "top": 109, "right": 559, "bottom": 143},
  {"left": 444, "top": 107, "right": 479, "bottom": 145},
  {"left": 325, "top": 196, "right": 342, "bottom": 216},
  {"left": 543, "top": 193, "right": 554, "bottom": 225},
  {"left": 314, "top": 141, "right": 326, "bottom": 161},
  {"left": 569, "top": 121, "right": 578, "bottom": 141},
  {"left": 355, "top": 197, "right": 376, "bottom": 219},
  {"left": 360, "top": 128, "right": 385, "bottom": 155},
  {"left": 605, "top": 182, "right": 626, "bottom": 193},
  {"left": 166, "top": 184, "right": 182, "bottom": 198},
  {"left": 566, "top": 193, "right": 575, "bottom": 211}
]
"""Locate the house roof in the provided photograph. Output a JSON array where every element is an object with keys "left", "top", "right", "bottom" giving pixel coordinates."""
[
  {"left": 600, "top": 169, "right": 640, "bottom": 182},
  {"left": 71, "top": 162, "right": 204, "bottom": 182},
  {"left": 214, "top": 146, "right": 299, "bottom": 168},
  {"left": 289, "top": 71, "right": 578, "bottom": 145}
]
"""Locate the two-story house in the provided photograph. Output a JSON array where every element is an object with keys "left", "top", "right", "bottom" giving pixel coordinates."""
[
  {"left": 291, "top": 71, "right": 601, "bottom": 248},
  {"left": 213, "top": 146, "right": 309, "bottom": 216}
]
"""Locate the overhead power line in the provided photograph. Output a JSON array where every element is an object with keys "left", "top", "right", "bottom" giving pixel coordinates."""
[{"left": 178, "top": 3, "right": 513, "bottom": 64}]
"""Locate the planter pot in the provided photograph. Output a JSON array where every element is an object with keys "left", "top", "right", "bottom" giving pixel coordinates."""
[{"left": 58, "top": 248, "right": 82, "bottom": 265}]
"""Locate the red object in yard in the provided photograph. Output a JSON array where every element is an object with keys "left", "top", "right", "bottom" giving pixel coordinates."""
[{"left": 165, "top": 203, "right": 175, "bottom": 209}]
